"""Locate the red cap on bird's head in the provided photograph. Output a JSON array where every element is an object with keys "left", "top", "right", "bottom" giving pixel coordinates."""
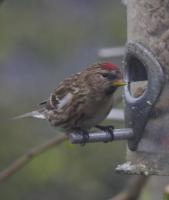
[{"left": 99, "top": 62, "right": 117, "bottom": 71}]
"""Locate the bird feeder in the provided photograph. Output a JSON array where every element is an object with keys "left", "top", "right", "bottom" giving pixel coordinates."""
[
  {"left": 116, "top": 0, "right": 169, "bottom": 176},
  {"left": 116, "top": 41, "right": 168, "bottom": 175}
]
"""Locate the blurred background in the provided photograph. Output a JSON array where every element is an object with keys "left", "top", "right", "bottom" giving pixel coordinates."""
[{"left": 0, "top": 0, "right": 130, "bottom": 199}]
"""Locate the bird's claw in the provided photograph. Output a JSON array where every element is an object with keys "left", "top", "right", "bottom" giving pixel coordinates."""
[
  {"left": 95, "top": 125, "right": 114, "bottom": 142},
  {"left": 75, "top": 130, "right": 89, "bottom": 146}
]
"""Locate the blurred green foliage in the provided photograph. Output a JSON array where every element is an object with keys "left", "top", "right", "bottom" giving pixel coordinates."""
[{"left": 0, "top": 1, "right": 129, "bottom": 200}]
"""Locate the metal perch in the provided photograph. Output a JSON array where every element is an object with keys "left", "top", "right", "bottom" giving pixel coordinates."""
[{"left": 69, "top": 128, "right": 134, "bottom": 144}]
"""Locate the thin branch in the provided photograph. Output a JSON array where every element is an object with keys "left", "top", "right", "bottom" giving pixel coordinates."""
[
  {"left": 0, "top": 134, "right": 67, "bottom": 183},
  {"left": 110, "top": 175, "right": 149, "bottom": 200}
]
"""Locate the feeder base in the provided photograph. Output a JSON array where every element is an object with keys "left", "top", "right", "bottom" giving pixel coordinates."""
[{"left": 116, "top": 151, "right": 169, "bottom": 176}]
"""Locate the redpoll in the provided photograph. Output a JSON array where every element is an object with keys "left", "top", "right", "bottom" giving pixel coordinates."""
[{"left": 15, "top": 62, "right": 126, "bottom": 142}]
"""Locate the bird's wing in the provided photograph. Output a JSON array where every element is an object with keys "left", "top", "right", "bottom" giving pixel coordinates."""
[{"left": 45, "top": 72, "right": 82, "bottom": 110}]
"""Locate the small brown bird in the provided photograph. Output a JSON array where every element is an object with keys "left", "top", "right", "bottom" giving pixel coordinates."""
[{"left": 16, "top": 62, "right": 126, "bottom": 142}]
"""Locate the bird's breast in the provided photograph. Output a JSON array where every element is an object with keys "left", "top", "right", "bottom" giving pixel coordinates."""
[{"left": 78, "top": 95, "right": 114, "bottom": 129}]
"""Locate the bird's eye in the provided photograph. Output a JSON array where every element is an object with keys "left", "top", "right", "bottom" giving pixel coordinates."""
[
  {"left": 102, "top": 73, "right": 109, "bottom": 78},
  {"left": 101, "top": 73, "right": 116, "bottom": 80}
]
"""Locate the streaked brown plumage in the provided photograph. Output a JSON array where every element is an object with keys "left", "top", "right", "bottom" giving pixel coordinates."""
[{"left": 15, "top": 62, "right": 126, "bottom": 135}]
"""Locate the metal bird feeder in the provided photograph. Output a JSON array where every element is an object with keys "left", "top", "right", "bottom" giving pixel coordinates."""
[
  {"left": 116, "top": 41, "right": 169, "bottom": 175},
  {"left": 123, "top": 41, "right": 164, "bottom": 151},
  {"left": 116, "top": 0, "right": 169, "bottom": 176}
]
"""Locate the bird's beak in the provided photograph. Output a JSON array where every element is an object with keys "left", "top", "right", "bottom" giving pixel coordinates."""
[{"left": 112, "top": 80, "right": 127, "bottom": 87}]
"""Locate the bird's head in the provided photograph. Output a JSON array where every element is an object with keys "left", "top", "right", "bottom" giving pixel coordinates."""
[{"left": 85, "top": 62, "right": 127, "bottom": 95}]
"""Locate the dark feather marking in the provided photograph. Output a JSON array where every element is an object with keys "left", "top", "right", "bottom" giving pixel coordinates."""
[
  {"left": 39, "top": 100, "right": 47, "bottom": 106},
  {"left": 105, "top": 86, "right": 117, "bottom": 96}
]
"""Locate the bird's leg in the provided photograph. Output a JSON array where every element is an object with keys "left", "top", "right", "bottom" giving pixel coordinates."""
[
  {"left": 95, "top": 125, "right": 114, "bottom": 141},
  {"left": 95, "top": 125, "right": 114, "bottom": 133},
  {"left": 75, "top": 128, "right": 89, "bottom": 146}
]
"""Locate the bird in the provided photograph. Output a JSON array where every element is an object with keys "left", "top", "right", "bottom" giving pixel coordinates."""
[{"left": 15, "top": 62, "right": 126, "bottom": 144}]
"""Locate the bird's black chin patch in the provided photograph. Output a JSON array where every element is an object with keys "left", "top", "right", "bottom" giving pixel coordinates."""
[{"left": 105, "top": 86, "right": 117, "bottom": 96}]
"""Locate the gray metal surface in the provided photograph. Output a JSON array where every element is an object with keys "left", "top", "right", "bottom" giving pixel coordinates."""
[
  {"left": 123, "top": 41, "right": 165, "bottom": 151},
  {"left": 118, "top": 42, "right": 169, "bottom": 175},
  {"left": 69, "top": 128, "right": 133, "bottom": 144}
]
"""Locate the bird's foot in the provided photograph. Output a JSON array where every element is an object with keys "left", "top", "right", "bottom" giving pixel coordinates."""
[
  {"left": 75, "top": 129, "right": 89, "bottom": 146},
  {"left": 95, "top": 125, "right": 114, "bottom": 142}
]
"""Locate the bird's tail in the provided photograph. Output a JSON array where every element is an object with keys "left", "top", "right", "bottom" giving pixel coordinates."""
[{"left": 13, "top": 109, "right": 46, "bottom": 120}]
